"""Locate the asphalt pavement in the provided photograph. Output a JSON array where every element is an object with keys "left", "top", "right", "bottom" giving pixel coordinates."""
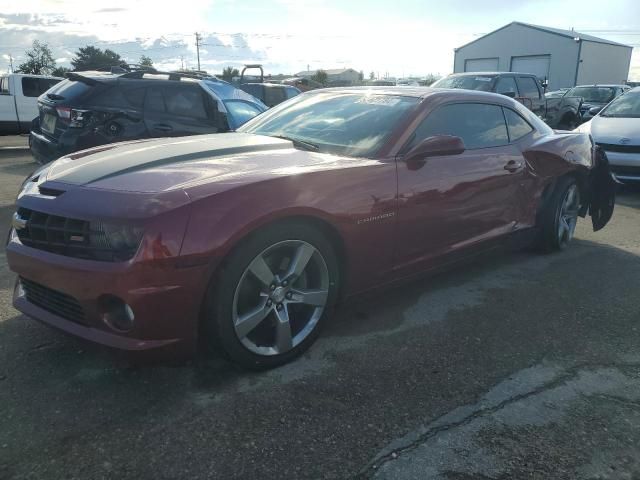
[{"left": 1, "top": 149, "right": 640, "bottom": 479}]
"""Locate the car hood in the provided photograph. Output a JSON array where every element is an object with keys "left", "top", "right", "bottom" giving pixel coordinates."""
[
  {"left": 44, "top": 133, "right": 362, "bottom": 195},
  {"left": 590, "top": 117, "right": 640, "bottom": 145}
]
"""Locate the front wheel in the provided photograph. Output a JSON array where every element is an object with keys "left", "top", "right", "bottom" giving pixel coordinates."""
[
  {"left": 205, "top": 222, "right": 340, "bottom": 369},
  {"left": 537, "top": 177, "right": 581, "bottom": 252}
]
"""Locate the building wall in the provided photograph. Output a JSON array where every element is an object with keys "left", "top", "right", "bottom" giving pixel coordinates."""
[
  {"left": 330, "top": 70, "right": 361, "bottom": 83},
  {"left": 577, "top": 41, "right": 632, "bottom": 85},
  {"left": 454, "top": 23, "right": 580, "bottom": 90}
]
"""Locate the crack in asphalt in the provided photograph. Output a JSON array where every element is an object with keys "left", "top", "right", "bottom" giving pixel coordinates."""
[
  {"left": 593, "top": 393, "right": 640, "bottom": 411},
  {"left": 355, "top": 361, "right": 640, "bottom": 479}
]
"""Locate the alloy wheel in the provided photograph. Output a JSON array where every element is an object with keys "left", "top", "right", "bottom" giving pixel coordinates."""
[
  {"left": 232, "top": 240, "right": 330, "bottom": 356},
  {"left": 557, "top": 184, "right": 580, "bottom": 246}
]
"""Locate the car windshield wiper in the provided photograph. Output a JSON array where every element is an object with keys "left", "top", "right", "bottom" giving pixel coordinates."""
[{"left": 271, "top": 135, "right": 319, "bottom": 152}]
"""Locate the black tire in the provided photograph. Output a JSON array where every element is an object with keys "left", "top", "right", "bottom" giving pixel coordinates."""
[
  {"left": 536, "top": 176, "right": 580, "bottom": 252},
  {"left": 204, "top": 221, "right": 340, "bottom": 370}
]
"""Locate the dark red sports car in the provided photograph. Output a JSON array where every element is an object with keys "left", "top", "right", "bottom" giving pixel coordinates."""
[{"left": 7, "top": 87, "right": 615, "bottom": 369}]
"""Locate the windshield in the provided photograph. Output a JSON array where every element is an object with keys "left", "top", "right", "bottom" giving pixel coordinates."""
[
  {"left": 238, "top": 92, "right": 419, "bottom": 157},
  {"left": 600, "top": 90, "right": 640, "bottom": 117},
  {"left": 432, "top": 75, "right": 495, "bottom": 92},
  {"left": 566, "top": 86, "right": 616, "bottom": 103}
]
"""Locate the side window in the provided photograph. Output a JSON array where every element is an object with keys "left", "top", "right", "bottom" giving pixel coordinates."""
[
  {"left": 92, "top": 83, "right": 145, "bottom": 109},
  {"left": 91, "top": 87, "right": 133, "bottom": 109},
  {"left": 144, "top": 87, "right": 165, "bottom": 113},
  {"left": 163, "top": 86, "right": 207, "bottom": 119},
  {"left": 503, "top": 108, "right": 534, "bottom": 142},
  {"left": 0, "top": 77, "right": 8, "bottom": 94},
  {"left": 495, "top": 76, "right": 517, "bottom": 96},
  {"left": 39, "top": 78, "right": 60, "bottom": 94},
  {"left": 21, "top": 77, "right": 40, "bottom": 97},
  {"left": 516, "top": 77, "right": 541, "bottom": 99},
  {"left": 285, "top": 86, "right": 299, "bottom": 99},
  {"left": 122, "top": 87, "right": 146, "bottom": 108},
  {"left": 264, "top": 86, "right": 287, "bottom": 106},
  {"left": 409, "top": 103, "right": 509, "bottom": 150},
  {"left": 241, "top": 84, "right": 263, "bottom": 100}
]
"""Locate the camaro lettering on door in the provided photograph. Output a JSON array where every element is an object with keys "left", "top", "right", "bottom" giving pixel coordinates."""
[{"left": 356, "top": 212, "right": 396, "bottom": 225}]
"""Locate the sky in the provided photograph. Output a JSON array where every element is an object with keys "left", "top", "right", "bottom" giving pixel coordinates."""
[{"left": 1, "top": 0, "right": 639, "bottom": 80}]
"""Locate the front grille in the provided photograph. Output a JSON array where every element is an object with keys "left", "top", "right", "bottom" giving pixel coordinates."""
[
  {"left": 14, "top": 207, "right": 138, "bottom": 262},
  {"left": 20, "top": 277, "right": 86, "bottom": 325},
  {"left": 611, "top": 165, "right": 640, "bottom": 177},
  {"left": 597, "top": 143, "right": 640, "bottom": 154}
]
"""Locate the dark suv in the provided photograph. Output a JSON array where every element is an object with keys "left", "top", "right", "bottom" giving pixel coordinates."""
[{"left": 30, "top": 71, "right": 267, "bottom": 164}]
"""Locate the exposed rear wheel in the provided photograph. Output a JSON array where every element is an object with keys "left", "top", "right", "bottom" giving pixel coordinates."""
[{"left": 205, "top": 222, "right": 339, "bottom": 369}]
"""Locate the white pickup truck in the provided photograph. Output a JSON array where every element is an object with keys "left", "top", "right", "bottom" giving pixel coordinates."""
[{"left": 0, "top": 74, "right": 61, "bottom": 135}]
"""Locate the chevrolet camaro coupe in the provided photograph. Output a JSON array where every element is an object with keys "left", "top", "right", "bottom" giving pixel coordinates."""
[{"left": 7, "top": 87, "right": 615, "bottom": 369}]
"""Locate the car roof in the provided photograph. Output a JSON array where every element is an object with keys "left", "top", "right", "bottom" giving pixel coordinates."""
[
  {"left": 2, "top": 73, "right": 62, "bottom": 80},
  {"left": 306, "top": 86, "right": 519, "bottom": 104},
  {"left": 444, "top": 72, "right": 537, "bottom": 77},
  {"left": 570, "top": 84, "right": 627, "bottom": 88}
]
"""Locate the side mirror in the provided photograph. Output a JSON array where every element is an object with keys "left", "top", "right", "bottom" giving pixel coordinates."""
[
  {"left": 405, "top": 135, "right": 465, "bottom": 168},
  {"left": 589, "top": 106, "right": 603, "bottom": 115},
  {"left": 502, "top": 91, "right": 516, "bottom": 98}
]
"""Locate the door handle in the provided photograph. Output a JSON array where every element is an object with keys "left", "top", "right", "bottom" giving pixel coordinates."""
[
  {"left": 504, "top": 160, "right": 523, "bottom": 172},
  {"left": 152, "top": 124, "right": 173, "bottom": 132}
]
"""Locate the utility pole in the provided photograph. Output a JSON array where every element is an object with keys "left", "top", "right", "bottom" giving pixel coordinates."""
[
  {"left": 195, "top": 32, "right": 202, "bottom": 71},
  {"left": 9, "top": 54, "right": 13, "bottom": 73},
  {"left": 180, "top": 55, "right": 184, "bottom": 70}
]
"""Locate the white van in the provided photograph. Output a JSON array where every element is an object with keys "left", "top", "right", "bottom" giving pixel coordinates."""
[{"left": 0, "top": 74, "right": 62, "bottom": 135}]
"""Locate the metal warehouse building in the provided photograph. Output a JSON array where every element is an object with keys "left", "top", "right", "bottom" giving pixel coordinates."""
[{"left": 454, "top": 22, "right": 633, "bottom": 90}]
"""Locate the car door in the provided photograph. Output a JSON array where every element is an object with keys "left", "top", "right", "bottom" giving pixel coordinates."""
[
  {"left": 494, "top": 75, "right": 518, "bottom": 98},
  {"left": 143, "top": 83, "right": 219, "bottom": 137},
  {"left": 395, "top": 102, "right": 525, "bottom": 271},
  {"left": 515, "top": 76, "right": 545, "bottom": 119},
  {"left": 0, "top": 76, "right": 18, "bottom": 134}
]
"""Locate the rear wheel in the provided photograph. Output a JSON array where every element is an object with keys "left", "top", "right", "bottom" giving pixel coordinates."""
[
  {"left": 537, "top": 177, "right": 581, "bottom": 252},
  {"left": 205, "top": 222, "right": 339, "bottom": 369}
]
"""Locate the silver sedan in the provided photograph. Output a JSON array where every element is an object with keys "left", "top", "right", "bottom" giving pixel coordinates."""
[{"left": 575, "top": 87, "right": 640, "bottom": 183}]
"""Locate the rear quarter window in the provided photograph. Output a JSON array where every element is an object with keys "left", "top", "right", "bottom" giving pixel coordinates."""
[
  {"left": 45, "top": 80, "right": 93, "bottom": 100},
  {"left": 90, "top": 85, "right": 145, "bottom": 109},
  {"left": 503, "top": 108, "right": 534, "bottom": 141}
]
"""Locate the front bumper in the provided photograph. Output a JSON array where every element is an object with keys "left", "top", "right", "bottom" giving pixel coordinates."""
[
  {"left": 7, "top": 235, "right": 210, "bottom": 358},
  {"left": 605, "top": 151, "right": 640, "bottom": 182}
]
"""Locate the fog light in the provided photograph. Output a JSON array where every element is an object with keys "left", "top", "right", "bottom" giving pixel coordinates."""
[{"left": 99, "top": 295, "right": 135, "bottom": 332}]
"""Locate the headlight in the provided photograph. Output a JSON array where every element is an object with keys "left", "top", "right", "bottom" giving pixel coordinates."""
[{"left": 90, "top": 222, "right": 144, "bottom": 258}]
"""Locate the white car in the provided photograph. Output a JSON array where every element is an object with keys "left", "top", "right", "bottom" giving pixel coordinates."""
[
  {"left": 575, "top": 87, "right": 640, "bottom": 182},
  {"left": 0, "top": 73, "right": 61, "bottom": 135}
]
